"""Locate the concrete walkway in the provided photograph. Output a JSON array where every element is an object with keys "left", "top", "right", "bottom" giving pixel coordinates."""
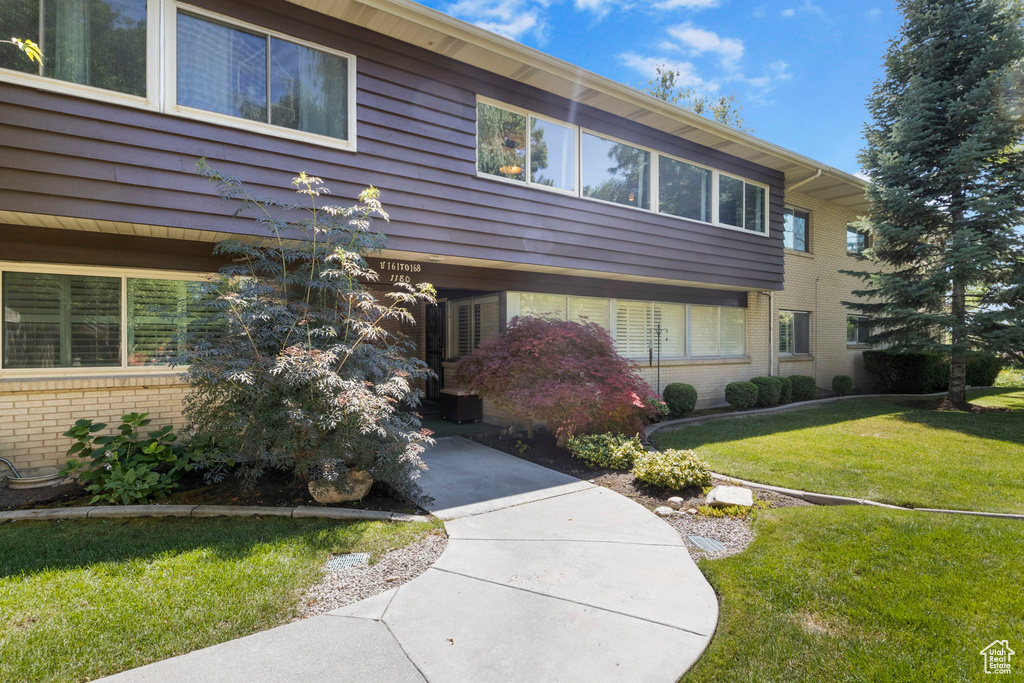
[{"left": 100, "top": 437, "right": 718, "bottom": 683}]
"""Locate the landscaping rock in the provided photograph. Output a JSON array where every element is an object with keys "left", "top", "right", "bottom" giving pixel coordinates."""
[
  {"left": 705, "top": 485, "right": 754, "bottom": 509},
  {"left": 666, "top": 496, "right": 685, "bottom": 510},
  {"left": 654, "top": 506, "right": 675, "bottom": 517},
  {"left": 686, "top": 508, "right": 698, "bottom": 515}
]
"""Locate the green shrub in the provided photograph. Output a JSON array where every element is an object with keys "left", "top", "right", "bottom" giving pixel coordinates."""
[
  {"left": 647, "top": 397, "right": 671, "bottom": 423},
  {"left": 632, "top": 449, "right": 712, "bottom": 490},
  {"left": 995, "top": 366, "right": 1024, "bottom": 387},
  {"left": 832, "top": 375, "right": 853, "bottom": 396},
  {"left": 60, "top": 413, "right": 205, "bottom": 505},
  {"left": 789, "top": 375, "right": 818, "bottom": 401},
  {"left": 567, "top": 433, "right": 647, "bottom": 470},
  {"left": 749, "top": 376, "right": 783, "bottom": 407},
  {"left": 778, "top": 376, "right": 793, "bottom": 403},
  {"left": 966, "top": 352, "right": 1002, "bottom": 386},
  {"left": 862, "top": 350, "right": 947, "bottom": 393},
  {"left": 725, "top": 381, "right": 759, "bottom": 409},
  {"left": 662, "top": 383, "right": 698, "bottom": 416}
]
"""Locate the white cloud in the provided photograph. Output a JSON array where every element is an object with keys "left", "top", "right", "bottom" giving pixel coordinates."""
[
  {"left": 651, "top": 0, "right": 722, "bottom": 9},
  {"left": 866, "top": 7, "right": 882, "bottom": 19},
  {"left": 664, "top": 23, "right": 745, "bottom": 70},
  {"left": 618, "top": 53, "right": 714, "bottom": 89},
  {"left": 780, "top": 0, "right": 824, "bottom": 18},
  {"left": 445, "top": 0, "right": 549, "bottom": 41}
]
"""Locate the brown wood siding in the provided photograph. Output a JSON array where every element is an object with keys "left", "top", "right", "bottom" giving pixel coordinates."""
[{"left": 0, "top": 0, "right": 785, "bottom": 291}]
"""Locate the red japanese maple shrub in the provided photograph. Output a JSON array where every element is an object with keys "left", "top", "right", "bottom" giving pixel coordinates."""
[{"left": 452, "top": 316, "right": 656, "bottom": 445}]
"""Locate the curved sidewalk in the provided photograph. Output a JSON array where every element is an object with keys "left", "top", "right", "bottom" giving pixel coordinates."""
[{"left": 99, "top": 437, "right": 718, "bottom": 683}]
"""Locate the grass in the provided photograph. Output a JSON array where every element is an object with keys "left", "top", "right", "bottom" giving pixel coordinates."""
[
  {"left": 0, "top": 516, "right": 441, "bottom": 683},
  {"left": 684, "top": 506, "right": 1024, "bottom": 682},
  {"left": 652, "top": 388, "right": 1024, "bottom": 513}
]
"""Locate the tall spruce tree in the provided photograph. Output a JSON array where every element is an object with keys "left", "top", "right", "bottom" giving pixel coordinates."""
[{"left": 848, "top": 0, "right": 1024, "bottom": 410}]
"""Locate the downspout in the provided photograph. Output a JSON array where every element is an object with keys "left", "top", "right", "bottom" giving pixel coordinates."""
[{"left": 787, "top": 168, "right": 822, "bottom": 194}]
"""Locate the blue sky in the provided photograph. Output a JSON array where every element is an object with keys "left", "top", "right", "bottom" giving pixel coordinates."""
[{"left": 417, "top": 0, "right": 902, "bottom": 176}]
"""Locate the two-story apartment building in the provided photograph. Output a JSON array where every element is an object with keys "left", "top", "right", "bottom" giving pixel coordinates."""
[{"left": 0, "top": 0, "right": 872, "bottom": 475}]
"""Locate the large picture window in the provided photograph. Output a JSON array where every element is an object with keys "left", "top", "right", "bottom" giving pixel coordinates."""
[
  {"left": 582, "top": 132, "right": 651, "bottom": 209},
  {"left": 719, "top": 174, "right": 766, "bottom": 233},
  {"left": 1, "top": 269, "right": 211, "bottom": 371},
  {"left": 0, "top": 0, "right": 148, "bottom": 96},
  {"left": 176, "top": 10, "right": 350, "bottom": 141},
  {"left": 509, "top": 292, "right": 745, "bottom": 361}
]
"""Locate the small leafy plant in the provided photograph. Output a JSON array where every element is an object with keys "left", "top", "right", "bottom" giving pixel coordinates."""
[
  {"left": 662, "top": 383, "right": 698, "bottom": 416},
  {"left": 832, "top": 375, "right": 854, "bottom": 396},
  {"left": 725, "top": 381, "right": 758, "bottom": 409},
  {"left": 60, "top": 413, "right": 201, "bottom": 505},
  {"left": 632, "top": 448, "right": 712, "bottom": 490},
  {"left": 567, "top": 433, "right": 647, "bottom": 470}
]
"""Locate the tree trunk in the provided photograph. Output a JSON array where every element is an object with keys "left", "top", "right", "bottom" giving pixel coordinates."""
[{"left": 944, "top": 278, "right": 972, "bottom": 411}]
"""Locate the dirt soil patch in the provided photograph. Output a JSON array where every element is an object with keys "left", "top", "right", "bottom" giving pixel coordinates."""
[{"left": 0, "top": 469, "right": 421, "bottom": 515}]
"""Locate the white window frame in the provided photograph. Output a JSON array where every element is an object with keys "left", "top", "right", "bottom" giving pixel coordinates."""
[
  {"left": 0, "top": 0, "right": 161, "bottom": 110},
  {"left": 783, "top": 205, "right": 811, "bottom": 253},
  {"left": 475, "top": 97, "right": 579, "bottom": 197},
  {"left": 476, "top": 97, "right": 771, "bottom": 238},
  {"left": 0, "top": 261, "right": 214, "bottom": 378},
  {"left": 0, "top": 1, "right": 357, "bottom": 151},
  {"left": 506, "top": 291, "right": 747, "bottom": 361},
  {"left": 847, "top": 315, "right": 872, "bottom": 345},
  {"left": 164, "top": 2, "right": 358, "bottom": 151},
  {"left": 778, "top": 309, "right": 811, "bottom": 356}
]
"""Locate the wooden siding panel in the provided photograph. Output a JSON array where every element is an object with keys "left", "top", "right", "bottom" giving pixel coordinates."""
[{"left": 0, "top": 0, "right": 786, "bottom": 290}]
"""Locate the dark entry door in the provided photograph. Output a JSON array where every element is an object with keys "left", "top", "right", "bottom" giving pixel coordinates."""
[{"left": 425, "top": 302, "right": 446, "bottom": 400}]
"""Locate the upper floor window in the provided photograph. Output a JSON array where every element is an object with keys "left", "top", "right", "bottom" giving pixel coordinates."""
[
  {"left": 173, "top": 8, "right": 352, "bottom": 142},
  {"left": 783, "top": 207, "right": 810, "bottom": 252},
  {"left": 847, "top": 315, "right": 872, "bottom": 345},
  {"left": 477, "top": 101, "right": 576, "bottom": 192},
  {"left": 779, "top": 310, "right": 810, "bottom": 355},
  {"left": 475, "top": 98, "right": 769, "bottom": 235},
  {"left": 718, "top": 174, "right": 766, "bottom": 233},
  {"left": 847, "top": 225, "right": 870, "bottom": 254},
  {"left": 0, "top": 0, "right": 148, "bottom": 97},
  {"left": 582, "top": 132, "right": 651, "bottom": 209},
  {"left": 659, "top": 156, "right": 711, "bottom": 222}
]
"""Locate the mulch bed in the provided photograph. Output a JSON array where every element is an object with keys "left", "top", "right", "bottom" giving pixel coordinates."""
[{"left": 0, "top": 469, "right": 421, "bottom": 515}]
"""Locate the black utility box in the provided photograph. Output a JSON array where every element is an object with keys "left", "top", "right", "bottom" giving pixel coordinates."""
[{"left": 440, "top": 388, "right": 482, "bottom": 424}]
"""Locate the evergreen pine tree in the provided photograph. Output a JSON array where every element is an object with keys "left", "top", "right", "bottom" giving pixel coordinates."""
[{"left": 847, "top": 0, "right": 1024, "bottom": 409}]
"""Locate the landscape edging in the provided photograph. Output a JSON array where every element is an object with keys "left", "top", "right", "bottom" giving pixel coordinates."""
[{"left": 0, "top": 504, "right": 431, "bottom": 524}]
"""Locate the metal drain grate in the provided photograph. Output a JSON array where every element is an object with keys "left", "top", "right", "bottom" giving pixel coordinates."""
[
  {"left": 324, "top": 552, "right": 371, "bottom": 572},
  {"left": 686, "top": 535, "right": 727, "bottom": 554}
]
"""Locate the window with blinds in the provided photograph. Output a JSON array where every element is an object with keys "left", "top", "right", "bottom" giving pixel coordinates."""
[
  {"left": 520, "top": 293, "right": 566, "bottom": 320},
  {"left": 689, "top": 305, "right": 719, "bottom": 357},
  {"left": 779, "top": 310, "right": 811, "bottom": 355},
  {"left": 127, "top": 279, "right": 218, "bottom": 366},
  {"left": 450, "top": 296, "right": 499, "bottom": 358},
  {"left": 720, "top": 307, "right": 747, "bottom": 356},
  {"left": 1, "top": 270, "right": 213, "bottom": 371},
  {"left": 614, "top": 300, "right": 652, "bottom": 359},
  {"left": 652, "top": 303, "right": 686, "bottom": 358},
  {"left": 568, "top": 296, "right": 611, "bottom": 329},
  {"left": 2, "top": 272, "right": 120, "bottom": 369}
]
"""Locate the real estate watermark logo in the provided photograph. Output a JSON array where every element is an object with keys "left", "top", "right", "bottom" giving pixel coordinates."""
[{"left": 980, "top": 640, "right": 1014, "bottom": 675}]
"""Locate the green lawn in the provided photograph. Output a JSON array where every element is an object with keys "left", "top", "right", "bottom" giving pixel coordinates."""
[
  {"left": 684, "top": 506, "right": 1024, "bottom": 682},
  {"left": 0, "top": 517, "right": 441, "bottom": 683},
  {"left": 653, "top": 389, "right": 1024, "bottom": 514}
]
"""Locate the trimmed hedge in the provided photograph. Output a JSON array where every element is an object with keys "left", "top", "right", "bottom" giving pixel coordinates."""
[
  {"left": 632, "top": 448, "right": 712, "bottom": 490},
  {"left": 778, "top": 376, "right": 793, "bottom": 403},
  {"left": 725, "top": 381, "right": 759, "bottom": 409},
  {"left": 864, "top": 350, "right": 1002, "bottom": 393},
  {"left": 789, "top": 375, "right": 817, "bottom": 402},
  {"left": 967, "top": 352, "right": 1003, "bottom": 387},
  {"left": 567, "top": 433, "right": 646, "bottom": 470},
  {"left": 832, "top": 375, "right": 853, "bottom": 396},
  {"left": 750, "top": 376, "right": 783, "bottom": 407},
  {"left": 662, "top": 383, "right": 698, "bottom": 416}
]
